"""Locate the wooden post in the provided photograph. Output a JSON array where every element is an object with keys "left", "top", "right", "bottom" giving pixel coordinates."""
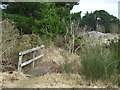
[
  {"left": 32, "top": 51, "right": 35, "bottom": 69},
  {"left": 18, "top": 55, "right": 23, "bottom": 73}
]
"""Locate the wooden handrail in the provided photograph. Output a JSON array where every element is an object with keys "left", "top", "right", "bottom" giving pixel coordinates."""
[
  {"left": 18, "top": 45, "right": 45, "bottom": 73},
  {"left": 19, "top": 45, "right": 45, "bottom": 55},
  {"left": 21, "top": 54, "right": 44, "bottom": 67}
]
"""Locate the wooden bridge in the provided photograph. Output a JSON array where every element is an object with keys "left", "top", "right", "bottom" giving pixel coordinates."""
[{"left": 18, "top": 45, "right": 57, "bottom": 76}]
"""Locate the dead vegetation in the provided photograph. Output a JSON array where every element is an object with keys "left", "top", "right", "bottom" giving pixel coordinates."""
[
  {"left": 0, "top": 72, "right": 118, "bottom": 88},
  {"left": 2, "top": 19, "right": 43, "bottom": 72},
  {"left": 42, "top": 46, "right": 82, "bottom": 74},
  {"left": 1, "top": 19, "right": 119, "bottom": 88},
  {"left": 0, "top": 71, "right": 27, "bottom": 88}
]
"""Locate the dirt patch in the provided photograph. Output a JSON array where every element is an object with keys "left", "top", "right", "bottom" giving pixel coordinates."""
[
  {"left": 0, "top": 71, "right": 27, "bottom": 88},
  {"left": 1, "top": 73, "right": 118, "bottom": 88}
]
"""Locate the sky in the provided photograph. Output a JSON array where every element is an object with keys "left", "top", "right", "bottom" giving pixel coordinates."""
[{"left": 71, "top": 0, "right": 119, "bottom": 18}]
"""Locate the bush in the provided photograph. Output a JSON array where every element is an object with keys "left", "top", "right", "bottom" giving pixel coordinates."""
[{"left": 80, "top": 41, "right": 119, "bottom": 83}]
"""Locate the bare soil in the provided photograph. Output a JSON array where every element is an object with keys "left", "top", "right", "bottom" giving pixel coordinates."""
[{"left": 0, "top": 72, "right": 118, "bottom": 88}]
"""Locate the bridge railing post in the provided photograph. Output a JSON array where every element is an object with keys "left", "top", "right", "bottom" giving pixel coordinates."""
[
  {"left": 18, "top": 54, "right": 23, "bottom": 73},
  {"left": 32, "top": 51, "right": 35, "bottom": 69}
]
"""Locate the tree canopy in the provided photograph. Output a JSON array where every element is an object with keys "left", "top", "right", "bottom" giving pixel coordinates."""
[
  {"left": 2, "top": 2, "right": 78, "bottom": 38},
  {"left": 2, "top": 2, "right": 119, "bottom": 36},
  {"left": 80, "top": 10, "right": 119, "bottom": 33}
]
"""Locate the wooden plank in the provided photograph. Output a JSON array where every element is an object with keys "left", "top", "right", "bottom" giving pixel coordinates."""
[
  {"left": 19, "top": 45, "right": 45, "bottom": 55},
  {"left": 21, "top": 54, "right": 44, "bottom": 67},
  {"left": 18, "top": 55, "right": 23, "bottom": 72}
]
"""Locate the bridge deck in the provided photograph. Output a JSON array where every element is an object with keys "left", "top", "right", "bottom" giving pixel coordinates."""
[{"left": 25, "top": 61, "right": 57, "bottom": 76}]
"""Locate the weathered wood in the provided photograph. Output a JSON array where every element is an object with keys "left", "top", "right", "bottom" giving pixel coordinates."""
[
  {"left": 18, "top": 55, "right": 23, "bottom": 72},
  {"left": 19, "top": 45, "right": 45, "bottom": 56},
  {"left": 32, "top": 52, "right": 35, "bottom": 68},
  {"left": 18, "top": 45, "right": 45, "bottom": 73},
  {"left": 21, "top": 54, "right": 44, "bottom": 67}
]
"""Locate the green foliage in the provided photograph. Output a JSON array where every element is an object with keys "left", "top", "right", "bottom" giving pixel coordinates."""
[
  {"left": 55, "top": 2, "right": 79, "bottom": 20},
  {"left": 80, "top": 41, "right": 119, "bottom": 82},
  {"left": 80, "top": 12, "right": 96, "bottom": 31},
  {"left": 80, "top": 10, "right": 119, "bottom": 33},
  {"left": 3, "top": 13, "right": 34, "bottom": 34},
  {"left": 70, "top": 12, "right": 81, "bottom": 23},
  {"left": 2, "top": 2, "right": 77, "bottom": 39},
  {"left": 33, "top": 9, "right": 65, "bottom": 39},
  {"left": 3, "top": 2, "right": 52, "bottom": 17}
]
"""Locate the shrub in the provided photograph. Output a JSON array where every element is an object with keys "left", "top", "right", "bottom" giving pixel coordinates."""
[{"left": 80, "top": 40, "right": 119, "bottom": 83}]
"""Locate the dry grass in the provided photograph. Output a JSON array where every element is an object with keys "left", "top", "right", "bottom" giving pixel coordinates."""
[
  {"left": 0, "top": 71, "right": 27, "bottom": 88},
  {"left": 2, "top": 19, "right": 44, "bottom": 72},
  {"left": 0, "top": 73, "right": 118, "bottom": 88}
]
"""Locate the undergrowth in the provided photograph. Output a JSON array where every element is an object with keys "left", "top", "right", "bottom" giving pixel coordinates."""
[{"left": 80, "top": 39, "right": 119, "bottom": 86}]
